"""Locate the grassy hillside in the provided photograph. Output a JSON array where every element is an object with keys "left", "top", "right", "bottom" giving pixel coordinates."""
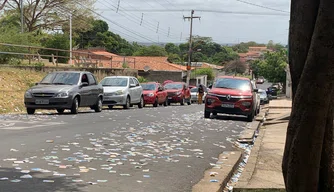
[{"left": 0, "top": 68, "right": 46, "bottom": 114}]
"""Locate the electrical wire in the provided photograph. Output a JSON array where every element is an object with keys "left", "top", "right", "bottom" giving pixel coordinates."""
[
  {"left": 235, "top": 0, "right": 290, "bottom": 13},
  {"left": 97, "top": 8, "right": 290, "bottom": 16}
]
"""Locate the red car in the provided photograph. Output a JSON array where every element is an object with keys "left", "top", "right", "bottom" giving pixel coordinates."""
[
  {"left": 204, "top": 76, "right": 258, "bottom": 122},
  {"left": 142, "top": 82, "right": 168, "bottom": 107},
  {"left": 164, "top": 82, "right": 191, "bottom": 105}
]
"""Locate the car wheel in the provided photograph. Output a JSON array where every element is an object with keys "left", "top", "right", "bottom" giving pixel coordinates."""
[
  {"left": 71, "top": 97, "right": 79, "bottom": 114},
  {"left": 138, "top": 96, "right": 144, "bottom": 109},
  {"left": 213, "top": 112, "right": 217, "bottom": 116},
  {"left": 204, "top": 110, "right": 211, "bottom": 118},
  {"left": 108, "top": 105, "right": 113, "bottom": 109},
  {"left": 153, "top": 98, "right": 158, "bottom": 107},
  {"left": 124, "top": 96, "right": 130, "bottom": 109},
  {"left": 247, "top": 111, "right": 254, "bottom": 122},
  {"left": 180, "top": 97, "right": 185, "bottom": 105},
  {"left": 57, "top": 109, "right": 65, "bottom": 114},
  {"left": 94, "top": 97, "right": 103, "bottom": 112},
  {"left": 27, "top": 108, "right": 35, "bottom": 115}
]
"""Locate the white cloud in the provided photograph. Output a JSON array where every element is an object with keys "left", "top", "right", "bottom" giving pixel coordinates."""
[{"left": 92, "top": 0, "right": 290, "bottom": 44}]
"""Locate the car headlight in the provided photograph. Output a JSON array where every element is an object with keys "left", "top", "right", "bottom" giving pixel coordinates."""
[
  {"left": 242, "top": 102, "right": 252, "bottom": 107},
  {"left": 147, "top": 93, "right": 154, "bottom": 97},
  {"left": 25, "top": 91, "right": 32, "bottom": 98},
  {"left": 114, "top": 90, "right": 124, "bottom": 95},
  {"left": 55, "top": 92, "right": 69, "bottom": 98}
]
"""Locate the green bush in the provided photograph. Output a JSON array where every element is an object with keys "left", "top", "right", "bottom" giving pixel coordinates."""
[
  {"left": 137, "top": 76, "right": 148, "bottom": 83},
  {"left": 32, "top": 62, "right": 45, "bottom": 71}
]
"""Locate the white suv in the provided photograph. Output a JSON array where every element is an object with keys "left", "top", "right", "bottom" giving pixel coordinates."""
[{"left": 100, "top": 76, "right": 144, "bottom": 109}]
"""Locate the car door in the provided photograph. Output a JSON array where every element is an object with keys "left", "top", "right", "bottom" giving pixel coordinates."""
[
  {"left": 133, "top": 78, "right": 142, "bottom": 102},
  {"left": 128, "top": 78, "right": 137, "bottom": 103},
  {"left": 78, "top": 73, "right": 90, "bottom": 107},
  {"left": 87, "top": 73, "right": 99, "bottom": 105},
  {"left": 156, "top": 84, "right": 163, "bottom": 103}
]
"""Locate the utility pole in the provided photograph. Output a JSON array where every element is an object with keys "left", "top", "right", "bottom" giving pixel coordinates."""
[
  {"left": 20, "top": 0, "right": 23, "bottom": 33},
  {"left": 183, "top": 10, "right": 201, "bottom": 86},
  {"left": 69, "top": 13, "right": 72, "bottom": 65}
]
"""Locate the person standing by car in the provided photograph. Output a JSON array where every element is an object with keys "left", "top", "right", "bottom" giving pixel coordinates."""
[{"left": 197, "top": 84, "right": 204, "bottom": 104}]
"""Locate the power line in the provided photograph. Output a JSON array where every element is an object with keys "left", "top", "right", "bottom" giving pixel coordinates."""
[
  {"left": 55, "top": 6, "right": 144, "bottom": 43},
  {"left": 97, "top": 8, "right": 290, "bottom": 16},
  {"left": 235, "top": 0, "right": 290, "bottom": 13},
  {"left": 74, "top": 1, "right": 160, "bottom": 43},
  {"left": 97, "top": 0, "right": 180, "bottom": 39}
]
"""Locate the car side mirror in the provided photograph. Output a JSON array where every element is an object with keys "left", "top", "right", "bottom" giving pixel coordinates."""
[
  {"left": 81, "top": 82, "right": 88, "bottom": 87},
  {"left": 253, "top": 88, "right": 258, "bottom": 93},
  {"left": 35, "top": 82, "right": 39, "bottom": 85},
  {"left": 129, "top": 84, "right": 136, "bottom": 88},
  {"left": 208, "top": 85, "right": 212, "bottom": 89}
]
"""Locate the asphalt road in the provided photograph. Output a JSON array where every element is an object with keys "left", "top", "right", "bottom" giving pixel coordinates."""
[{"left": 0, "top": 104, "right": 250, "bottom": 192}]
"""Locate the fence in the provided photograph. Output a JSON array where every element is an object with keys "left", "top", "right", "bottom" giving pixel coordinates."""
[{"left": 0, "top": 43, "right": 136, "bottom": 69}]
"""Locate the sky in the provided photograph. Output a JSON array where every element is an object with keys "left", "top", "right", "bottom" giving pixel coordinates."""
[{"left": 93, "top": 0, "right": 290, "bottom": 45}]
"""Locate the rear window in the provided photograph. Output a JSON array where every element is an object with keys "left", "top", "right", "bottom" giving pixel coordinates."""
[
  {"left": 190, "top": 88, "right": 198, "bottom": 92},
  {"left": 142, "top": 84, "right": 156, "bottom": 90},
  {"left": 164, "top": 83, "right": 183, "bottom": 90},
  {"left": 214, "top": 78, "right": 251, "bottom": 91}
]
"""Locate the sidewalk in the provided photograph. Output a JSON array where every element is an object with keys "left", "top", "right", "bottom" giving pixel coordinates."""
[{"left": 233, "top": 98, "right": 291, "bottom": 191}]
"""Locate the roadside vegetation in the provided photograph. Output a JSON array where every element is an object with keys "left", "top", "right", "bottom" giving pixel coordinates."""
[{"left": 0, "top": 68, "right": 46, "bottom": 114}]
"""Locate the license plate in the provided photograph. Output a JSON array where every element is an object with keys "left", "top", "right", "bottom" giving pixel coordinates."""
[
  {"left": 168, "top": 97, "right": 172, "bottom": 99},
  {"left": 222, "top": 103, "right": 234, "bottom": 108},
  {"left": 35, "top": 99, "right": 49, "bottom": 104}
]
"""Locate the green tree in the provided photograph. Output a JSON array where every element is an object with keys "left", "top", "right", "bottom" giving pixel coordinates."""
[
  {"left": 224, "top": 60, "right": 247, "bottom": 74},
  {"left": 192, "top": 68, "right": 214, "bottom": 80},
  {"left": 133, "top": 45, "right": 167, "bottom": 56},
  {"left": 40, "top": 33, "right": 70, "bottom": 63},
  {"left": 167, "top": 53, "right": 181, "bottom": 63},
  {"left": 165, "top": 43, "right": 180, "bottom": 54},
  {"left": 192, "top": 52, "right": 206, "bottom": 62},
  {"left": 7, "top": 0, "right": 95, "bottom": 32}
]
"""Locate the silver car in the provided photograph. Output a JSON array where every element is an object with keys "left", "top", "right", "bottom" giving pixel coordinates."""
[
  {"left": 24, "top": 71, "right": 104, "bottom": 114},
  {"left": 100, "top": 76, "right": 144, "bottom": 109}
]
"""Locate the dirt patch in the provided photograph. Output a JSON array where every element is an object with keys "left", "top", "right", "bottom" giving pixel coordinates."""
[{"left": 0, "top": 68, "right": 46, "bottom": 114}]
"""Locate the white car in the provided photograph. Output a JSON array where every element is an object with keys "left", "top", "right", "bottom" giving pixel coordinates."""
[
  {"left": 100, "top": 76, "right": 144, "bottom": 109},
  {"left": 190, "top": 87, "right": 207, "bottom": 103}
]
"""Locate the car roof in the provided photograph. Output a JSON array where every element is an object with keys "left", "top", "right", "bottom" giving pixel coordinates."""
[
  {"left": 50, "top": 71, "right": 87, "bottom": 74},
  {"left": 166, "top": 82, "right": 185, "bottom": 84},
  {"left": 103, "top": 76, "right": 135, "bottom": 79},
  {"left": 142, "top": 82, "right": 159, "bottom": 84},
  {"left": 216, "top": 76, "right": 250, "bottom": 81}
]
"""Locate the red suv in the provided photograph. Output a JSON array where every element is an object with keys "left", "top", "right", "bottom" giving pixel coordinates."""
[
  {"left": 204, "top": 76, "right": 258, "bottom": 122},
  {"left": 164, "top": 82, "right": 191, "bottom": 105},
  {"left": 142, "top": 82, "right": 168, "bottom": 107}
]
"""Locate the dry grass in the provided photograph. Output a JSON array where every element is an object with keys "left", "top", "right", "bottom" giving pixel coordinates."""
[{"left": 0, "top": 68, "right": 46, "bottom": 114}]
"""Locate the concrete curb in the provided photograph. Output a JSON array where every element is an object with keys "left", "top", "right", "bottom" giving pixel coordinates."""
[
  {"left": 232, "top": 128, "right": 266, "bottom": 191},
  {"left": 192, "top": 151, "right": 243, "bottom": 192}
]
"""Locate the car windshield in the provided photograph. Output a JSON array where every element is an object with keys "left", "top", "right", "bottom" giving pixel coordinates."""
[
  {"left": 39, "top": 72, "right": 80, "bottom": 85},
  {"left": 164, "top": 83, "right": 183, "bottom": 90},
  {"left": 214, "top": 78, "right": 251, "bottom": 91},
  {"left": 142, "top": 84, "right": 156, "bottom": 90},
  {"left": 100, "top": 78, "right": 128, "bottom": 87},
  {"left": 191, "top": 88, "right": 198, "bottom": 92},
  {"left": 260, "top": 91, "right": 267, "bottom": 97}
]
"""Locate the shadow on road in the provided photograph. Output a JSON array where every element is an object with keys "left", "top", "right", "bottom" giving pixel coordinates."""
[
  {"left": 0, "top": 167, "right": 87, "bottom": 192},
  {"left": 213, "top": 114, "right": 249, "bottom": 122}
]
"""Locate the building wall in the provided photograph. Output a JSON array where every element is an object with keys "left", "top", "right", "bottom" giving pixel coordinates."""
[{"left": 138, "top": 70, "right": 183, "bottom": 83}]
